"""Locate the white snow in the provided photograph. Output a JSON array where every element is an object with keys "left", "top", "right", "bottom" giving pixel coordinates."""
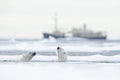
[
  {"left": 0, "top": 55, "right": 120, "bottom": 62},
  {"left": 0, "top": 55, "right": 120, "bottom": 80},
  {"left": 0, "top": 61, "right": 120, "bottom": 80}
]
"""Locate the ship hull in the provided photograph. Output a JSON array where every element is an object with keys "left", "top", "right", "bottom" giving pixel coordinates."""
[
  {"left": 43, "top": 33, "right": 65, "bottom": 39},
  {"left": 43, "top": 33, "right": 106, "bottom": 40}
]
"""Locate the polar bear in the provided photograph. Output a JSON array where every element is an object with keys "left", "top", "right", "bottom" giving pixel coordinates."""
[
  {"left": 56, "top": 47, "right": 67, "bottom": 62},
  {"left": 20, "top": 52, "right": 36, "bottom": 62}
]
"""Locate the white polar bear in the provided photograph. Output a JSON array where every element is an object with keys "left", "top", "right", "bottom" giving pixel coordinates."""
[
  {"left": 56, "top": 47, "right": 67, "bottom": 62},
  {"left": 20, "top": 52, "right": 36, "bottom": 62}
]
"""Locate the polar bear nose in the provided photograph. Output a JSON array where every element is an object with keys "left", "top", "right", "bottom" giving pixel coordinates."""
[
  {"left": 57, "top": 46, "right": 60, "bottom": 50},
  {"left": 32, "top": 52, "right": 36, "bottom": 56}
]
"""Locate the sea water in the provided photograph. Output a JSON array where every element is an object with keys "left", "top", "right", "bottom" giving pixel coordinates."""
[
  {"left": 0, "top": 38, "right": 120, "bottom": 61},
  {"left": 0, "top": 38, "right": 120, "bottom": 54},
  {"left": 0, "top": 38, "right": 120, "bottom": 80}
]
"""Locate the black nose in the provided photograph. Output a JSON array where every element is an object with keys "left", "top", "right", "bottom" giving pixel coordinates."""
[
  {"left": 57, "top": 46, "right": 60, "bottom": 50},
  {"left": 32, "top": 52, "right": 36, "bottom": 56}
]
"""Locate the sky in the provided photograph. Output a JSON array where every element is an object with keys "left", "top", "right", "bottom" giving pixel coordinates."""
[{"left": 0, "top": 0, "right": 120, "bottom": 39}]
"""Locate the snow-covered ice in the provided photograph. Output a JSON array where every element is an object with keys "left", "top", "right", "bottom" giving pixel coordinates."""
[
  {"left": 0, "top": 55, "right": 120, "bottom": 80},
  {"left": 0, "top": 61, "right": 120, "bottom": 80}
]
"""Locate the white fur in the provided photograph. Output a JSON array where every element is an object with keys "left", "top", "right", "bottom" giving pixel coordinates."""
[
  {"left": 20, "top": 52, "right": 36, "bottom": 62},
  {"left": 56, "top": 47, "right": 67, "bottom": 62}
]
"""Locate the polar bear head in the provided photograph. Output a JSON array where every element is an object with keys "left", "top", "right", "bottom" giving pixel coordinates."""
[
  {"left": 56, "top": 47, "right": 67, "bottom": 62},
  {"left": 20, "top": 52, "right": 36, "bottom": 62}
]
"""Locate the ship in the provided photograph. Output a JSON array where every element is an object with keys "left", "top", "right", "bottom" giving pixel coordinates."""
[
  {"left": 43, "top": 14, "right": 107, "bottom": 40},
  {"left": 43, "top": 24, "right": 107, "bottom": 39}
]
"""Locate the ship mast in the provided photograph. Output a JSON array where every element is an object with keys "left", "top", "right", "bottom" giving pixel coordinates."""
[
  {"left": 83, "top": 24, "right": 87, "bottom": 31},
  {"left": 54, "top": 12, "right": 58, "bottom": 31}
]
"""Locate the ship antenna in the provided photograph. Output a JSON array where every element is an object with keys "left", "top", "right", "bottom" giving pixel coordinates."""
[
  {"left": 54, "top": 12, "right": 58, "bottom": 31},
  {"left": 83, "top": 24, "right": 87, "bottom": 31}
]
